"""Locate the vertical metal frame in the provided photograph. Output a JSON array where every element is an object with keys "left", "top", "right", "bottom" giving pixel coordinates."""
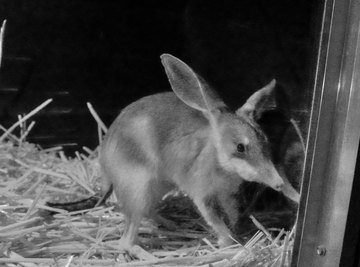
[{"left": 293, "top": 0, "right": 360, "bottom": 266}]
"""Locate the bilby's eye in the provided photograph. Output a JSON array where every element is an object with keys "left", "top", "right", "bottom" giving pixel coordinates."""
[{"left": 237, "top": 143, "right": 245, "bottom": 153}]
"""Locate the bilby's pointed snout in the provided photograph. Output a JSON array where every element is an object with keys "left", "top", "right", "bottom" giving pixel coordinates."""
[
  {"left": 269, "top": 166, "right": 285, "bottom": 192},
  {"left": 268, "top": 166, "right": 301, "bottom": 202}
]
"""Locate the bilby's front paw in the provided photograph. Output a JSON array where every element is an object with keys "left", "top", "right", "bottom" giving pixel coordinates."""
[
  {"left": 218, "top": 235, "right": 236, "bottom": 248},
  {"left": 128, "top": 245, "right": 158, "bottom": 261},
  {"left": 114, "top": 241, "right": 157, "bottom": 261}
]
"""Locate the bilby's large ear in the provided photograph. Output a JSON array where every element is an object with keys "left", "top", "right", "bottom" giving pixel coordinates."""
[
  {"left": 236, "top": 79, "right": 276, "bottom": 121},
  {"left": 161, "top": 54, "right": 226, "bottom": 113}
]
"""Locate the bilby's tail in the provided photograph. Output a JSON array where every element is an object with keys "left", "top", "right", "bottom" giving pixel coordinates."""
[{"left": 46, "top": 184, "right": 113, "bottom": 214}]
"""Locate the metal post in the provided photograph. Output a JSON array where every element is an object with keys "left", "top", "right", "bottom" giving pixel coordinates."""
[{"left": 293, "top": 0, "right": 360, "bottom": 266}]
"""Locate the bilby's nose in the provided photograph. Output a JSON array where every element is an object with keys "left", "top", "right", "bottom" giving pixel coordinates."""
[{"left": 274, "top": 182, "right": 284, "bottom": 192}]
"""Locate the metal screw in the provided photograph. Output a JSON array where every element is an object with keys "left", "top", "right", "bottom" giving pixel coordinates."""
[{"left": 317, "top": 246, "right": 326, "bottom": 256}]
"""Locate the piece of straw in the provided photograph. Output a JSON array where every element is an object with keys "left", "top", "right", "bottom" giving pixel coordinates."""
[
  {"left": 0, "top": 99, "right": 53, "bottom": 142},
  {"left": 87, "top": 102, "right": 108, "bottom": 133},
  {"left": 0, "top": 20, "right": 6, "bottom": 68},
  {"left": 19, "top": 121, "right": 36, "bottom": 142},
  {"left": 0, "top": 216, "right": 41, "bottom": 233},
  {"left": 290, "top": 118, "right": 306, "bottom": 153},
  {"left": 279, "top": 232, "right": 290, "bottom": 267},
  {"left": 249, "top": 215, "right": 273, "bottom": 242},
  {"left": 22, "top": 183, "right": 46, "bottom": 220}
]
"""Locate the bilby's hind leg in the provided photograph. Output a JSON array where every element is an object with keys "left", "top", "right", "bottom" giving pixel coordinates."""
[
  {"left": 114, "top": 166, "right": 156, "bottom": 249},
  {"left": 119, "top": 215, "right": 142, "bottom": 249}
]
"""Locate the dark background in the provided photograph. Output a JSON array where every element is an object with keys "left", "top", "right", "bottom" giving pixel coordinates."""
[{"left": 0, "top": 0, "right": 316, "bottom": 153}]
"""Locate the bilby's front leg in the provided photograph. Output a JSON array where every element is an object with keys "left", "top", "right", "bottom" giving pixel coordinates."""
[{"left": 193, "top": 193, "right": 239, "bottom": 247}]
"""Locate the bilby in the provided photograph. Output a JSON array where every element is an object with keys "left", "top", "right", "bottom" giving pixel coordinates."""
[{"left": 99, "top": 54, "right": 299, "bottom": 248}]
